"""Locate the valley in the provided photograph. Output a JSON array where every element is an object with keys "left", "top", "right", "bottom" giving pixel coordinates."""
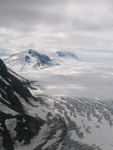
[
  {"left": 1, "top": 0, "right": 113, "bottom": 149},
  {"left": 17, "top": 58, "right": 113, "bottom": 99},
  {"left": 1, "top": 50, "right": 113, "bottom": 150}
]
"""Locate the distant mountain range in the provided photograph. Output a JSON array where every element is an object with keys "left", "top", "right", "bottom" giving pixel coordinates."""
[
  {"left": 4, "top": 49, "right": 79, "bottom": 71},
  {"left": 4, "top": 49, "right": 54, "bottom": 71},
  {"left": 53, "top": 51, "right": 79, "bottom": 60}
]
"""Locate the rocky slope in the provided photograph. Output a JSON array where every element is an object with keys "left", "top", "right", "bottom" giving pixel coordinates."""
[
  {"left": 0, "top": 59, "right": 45, "bottom": 149},
  {"left": 0, "top": 59, "right": 66, "bottom": 150}
]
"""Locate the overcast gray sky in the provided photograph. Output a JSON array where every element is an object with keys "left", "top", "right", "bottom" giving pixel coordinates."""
[{"left": 0, "top": 0, "right": 113, "bottom": 60}]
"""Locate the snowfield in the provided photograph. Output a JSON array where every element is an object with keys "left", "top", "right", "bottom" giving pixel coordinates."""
[
  {"left": 12, "top": 94, "right": 113, "bottom": 150},
  {"left": 16, "top": 58, "right": 113, "bottom": 99}
]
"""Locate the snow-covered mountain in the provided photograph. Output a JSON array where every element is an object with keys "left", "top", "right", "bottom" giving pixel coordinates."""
[
  {"left": 53, "top": 51, "right": 79, "bottom": 60},
  {"left": 0, "top": 59, "right": 66, "bottom": 150},
  {"left": 4, "top": 49, "right": 54, "bottom": 71},
  {"left": 1, "top": 58, "right": 113, "bottom": 150}
]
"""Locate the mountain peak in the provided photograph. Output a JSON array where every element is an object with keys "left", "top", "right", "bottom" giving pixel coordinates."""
[
  {"left": 4, "top": 49, "right": 52, "bottom": 71},
  {"left": 28, "top": 49, "right": 38, "bottom": 55},
  {"left": 54, "top": 51, "right": 79, "bottom": 60},
  {"left": 0, "top": 59, "right": 7, "bottom": 75}
]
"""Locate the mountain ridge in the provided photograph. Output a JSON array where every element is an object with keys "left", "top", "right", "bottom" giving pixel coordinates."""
[
  {"left": 0, "top": 59, "right": 44, "bottom": 149},
  {"left": 4, "top": 49, "right": 53, "bottom": 71},
  {"left": 53, "top": 51, "right": 79, "bottom": 60}
]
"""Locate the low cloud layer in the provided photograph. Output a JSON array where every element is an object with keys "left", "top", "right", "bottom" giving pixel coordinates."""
[{"left": 0, "top": 0, "right": 113, "bottom": 60}]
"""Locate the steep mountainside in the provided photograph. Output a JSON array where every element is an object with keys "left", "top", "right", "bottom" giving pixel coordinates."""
[
  {"left": 0, "top": 59, "right": 44, "bottom": 150},
  {"left": 4, "top": 49, "right": 53, "bottom": 71},
  {"left": 0, "top": 59, "right": 66, "bottom": 150}
]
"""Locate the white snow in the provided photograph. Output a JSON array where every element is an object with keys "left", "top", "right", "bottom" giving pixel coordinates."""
[
  {"left": 16, "top": 59, "right": 113, "bottom": 99},
  {"left": 5, "top": 118, "right": 17, "bottom": 140},
  {"left": 54, "top": 97, "right": 113, "bottom": 150},
  {"left": 2, "top": 54, "right": 113, "bottom": 150},
  {"left": 4, "top": 49, "right": 52, "bottom": 71},
  {"left": 14, "top": 123, "right": 55, "bottom": 150},
  {"left": 0, "top": 102, "right": 19, "bottom": 115}
]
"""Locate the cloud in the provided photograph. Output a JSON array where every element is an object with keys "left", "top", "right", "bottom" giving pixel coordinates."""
[
  {"left": 0, "top": 0, "right": 113, "bottom": 61},
  {"left": 1, "top": 0, "right": 113, "bottom": 31}
]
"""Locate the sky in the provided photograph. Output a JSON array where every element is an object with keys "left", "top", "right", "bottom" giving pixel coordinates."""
[{"left": 0, "top": 0, "right": 113, "bottom": 61}]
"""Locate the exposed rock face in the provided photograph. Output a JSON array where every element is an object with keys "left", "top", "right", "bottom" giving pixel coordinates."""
[
  {"left": 28, "top": 49, "right": 51, "bottom": 64},
  {"left": 0, "top": 59, "right": 44, "bottom": 150},
  {"left": 0, "top": 59, "right": 67, "bottom": 150}
]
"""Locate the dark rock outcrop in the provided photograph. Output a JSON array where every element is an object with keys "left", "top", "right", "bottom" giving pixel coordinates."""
[{"left": 0, "top": 59, "right": 44, "bottom": 150}]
